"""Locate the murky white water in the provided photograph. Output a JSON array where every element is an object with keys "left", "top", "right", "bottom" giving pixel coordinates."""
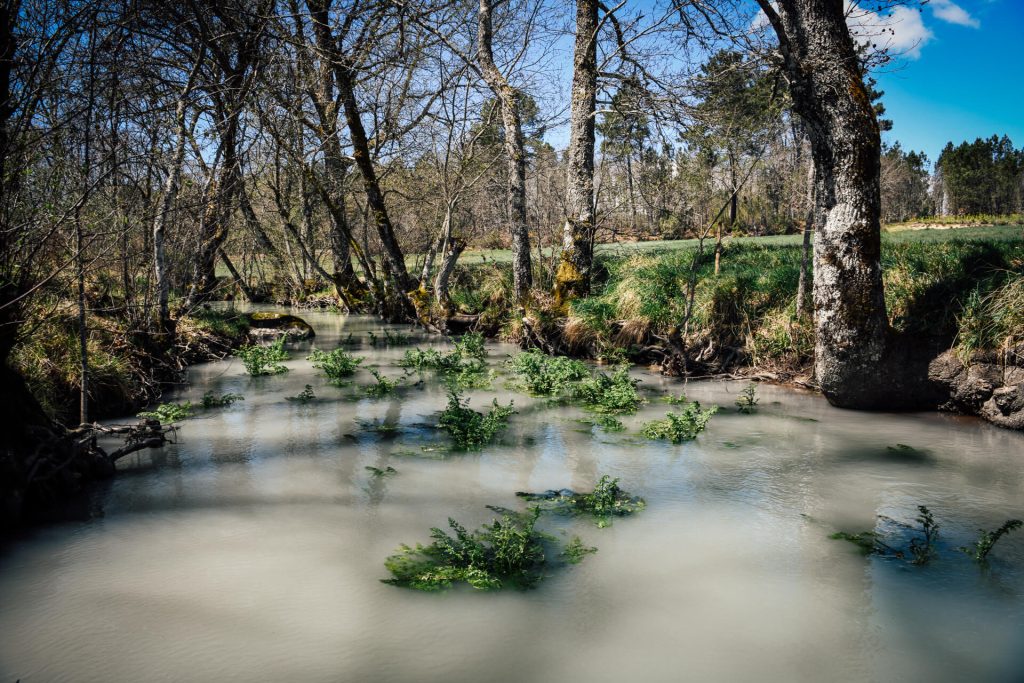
[{"left": 2, "top": 307, "right": 1023, "bottom": 683}]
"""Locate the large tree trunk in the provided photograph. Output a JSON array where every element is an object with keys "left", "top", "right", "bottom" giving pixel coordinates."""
[
  {"left": 477, "top": 0, "right": 531, "bottom": 303},
  {"left": 757, "top": 0, "right": 890, "bottom": 408},
  {"left": 554, "top": 0, "right": 598, "bottom": 304}
]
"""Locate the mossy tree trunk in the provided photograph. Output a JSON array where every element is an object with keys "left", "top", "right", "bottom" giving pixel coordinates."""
[
  {"left": 477, "top": 0, "right": 532, "bottom": 303},
  {"left": 554, "top": 0, "right": 599, "bottom": 304},
  {"left": 757, "top": 0, "right": 890, "bottom": 408}
]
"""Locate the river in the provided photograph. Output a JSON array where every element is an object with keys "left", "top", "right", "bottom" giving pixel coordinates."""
[{"left": 1, "top": 307, "right": 1022, "bottom": 682}]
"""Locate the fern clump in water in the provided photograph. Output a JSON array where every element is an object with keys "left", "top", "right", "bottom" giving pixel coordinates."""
[
  {"left": 399, "top": 333, "right": 490, "bottom": 388},
  {"left": 959, "top": 519, "right": 1022, "bottom": 562},
  {"left": 573, "top": 366, "right": 643, "bottom": 414},
  {"left": 506, "top": 350, "right": 590, "bottom": 396},
  {"left": 200, "top": 391, "right": 244, "bottom": 409},
  {"left": 308, "top": 348, "right": 363, "bottom": 381},
  {"left": 383, "top": 509, "right": 556, "bottom": 591},
  {"left": 909, "top": 505, "right": 940, "bottom": 565},
  {"left": 364, "top": 369, "right": 400, "bottom": 397},
  {"left": 735, "top": 384, "right": 758, "bottom": 413},
  {"left": 516, "top": 475, "right": 645, "bottom": 527},
  {"left": 138, "top": 401, "right": 194, "bottom": 422},
  {"left": 437, "top": 389, "right": 515, "bottom": 450},
  {"left": 286, "top": 385, "right": 316, "bottom": 403},
  {"left": 641, "top": 402, "right": 717, "bottom": 443},
  {"left": 236, "top": 337, "right": 289, "bottom": 376}
]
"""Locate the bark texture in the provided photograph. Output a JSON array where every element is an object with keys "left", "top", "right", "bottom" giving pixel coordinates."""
[
  {"left": 554, "top": 0, "right": 599, "bottom": 304},
  {"left": 477, "top": 0, "right": 531, "bottom": 302},
  {"left": 758, "top": 0, "right": 890, "bottom": 408}
]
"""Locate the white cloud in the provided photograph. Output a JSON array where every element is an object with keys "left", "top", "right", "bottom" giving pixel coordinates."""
[
  {"left": 847, "top": 4, "right": 934, "bottom": 60},
  {"left": 930, "top": 0, "right": 980, "bottom": 28}
]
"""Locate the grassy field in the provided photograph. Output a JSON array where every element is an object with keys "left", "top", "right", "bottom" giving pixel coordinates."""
[{"left": 454, "top": 224, "right": 1024, "bottom": 265}]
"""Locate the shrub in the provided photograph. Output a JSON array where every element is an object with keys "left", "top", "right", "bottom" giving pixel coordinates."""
[
  {"left": 236, "top": 337, "right": 289, "bottom": 376},
  {"left": 735, "top": 384, "right": 758, "bottom": 413},
  {"left": 437, "top": 389, "right": 515, "bottom": 450},
  {"left": 641, "top": 402, "right": 717, "bottom": 443},
  {"left": 308, "top": 348, "right": 363, "bottom": 381}
]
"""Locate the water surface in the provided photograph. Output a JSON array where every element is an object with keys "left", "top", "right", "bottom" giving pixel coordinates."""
[{"left": 2, "top": 308, "right": 1023, "bottom": 682}]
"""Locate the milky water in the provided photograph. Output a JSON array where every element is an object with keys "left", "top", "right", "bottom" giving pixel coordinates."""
[{"left": 2, "top": 308, "right": 1023, "bottom": 683}]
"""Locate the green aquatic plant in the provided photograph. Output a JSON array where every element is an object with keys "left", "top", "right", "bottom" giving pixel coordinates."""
[
  {"left": 959, "top": 519, "right": 1022, "bottom": 563},
  {"left": 735, "top": 384, "right": 759, "bottom": 413},
  {"left": 365, "top": 466, "right": 398, "bottom": 477},
  {"left": 286, "top": 385, "right": 316, "bottom": 403},
  {"left": 572, "top": 366, "right": 643, "bottom": 414},
  {"left": 383, "top": 509, "right": 556, "bottom": 591},
  {"left": 663, "top": 393, "right": 688, "bottom": 405},
  {"left": 308, "top": 348, "right": 363, "bottom": 381},
  {"left": 200, "top": 391, "right": 245, "bottom": 409},
  {"left": 909, "top": 505, "right": 940, "bottom": 565},
  {"left": 507, "top": 350, "right": 591, "bottom": 396},
  {"left": 583, "top": 414, "right": 625, "bottom": 432},
  {"left": 399, "top": 333, "right": 490, "bottom": 389},
  {"left": 369, "top": 329, "right": 412, "bottom": 346},
  {"left": 365, "top": 369, "right": 400, "bottom": 397},
  {"left": 236, "top": 337, "right": 289, "bottom": 376},
  {"left": 562, "top": 536, "right": 598, "bottom": 564},
  {"left": 516, "top": 475, "right": 645, "bottom": 527},
  {"left": 437, "top": 389, "right": 515, "bottom": 450},
  {"left": 641, "top": 402, "right": 717, "bottom": 443},
  {"left": 138, "top": 401, "right": 194, "bottom": 422}
]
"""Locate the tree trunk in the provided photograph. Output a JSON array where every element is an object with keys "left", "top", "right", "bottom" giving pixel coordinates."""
[
  {"left": 477, "top": 0, "right": 532, "bottom": 303},
  {"left": 434, "top": 236, "right": 466, "bottom": 309},
  {"left": 554, "top": 0, "right": 598, "bottom": 304},
  {"left": 757, "top": 0, "right": 890, "bottom": 408},
  {"left": 795, "top": 161, "right": 815, "bottom": 319}
]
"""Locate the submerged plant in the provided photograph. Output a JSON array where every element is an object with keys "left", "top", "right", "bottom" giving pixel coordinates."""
[
  {"left": 959, "top": 519, "right": 1023, "bottom": 562},
  {"left": 365, "top": 466, "right": 398, "bottom": 477},
  {"left": 369, "top": 329, "right": 412, "bottom": 346},
  {"left": 735, "top": 384, "right": 759, "bottom": 414},
  {"left": 516, "top": 475, "right": 645, "bottom": 527},
  {"left": 138, "top": 401, "right": 194, "bottom": 422},
  {"left": 399, "top": 333, "right": 490, "bottom": 389},
  {"left": 909, "top": 505, "right": 940, "bottom": 565},
  {"left": 286, "top": 385, "right": 316, "bottom": 403},
  {"left": 308, "top": 348, "right": 363, "bottom": 381},
  {"left": 663, "top": 393, "right": 688, "bottom": 405},
  {"left": 200, "top": 391, "right": 245, "bottom": 409},
  {"left": 562, "top": 536, "right": 598, "bottom": 564},
  {"left": 383, "top": 509, "right": 557, "bottom": 591},
  {"left": 236, "top": 337, "right": 289, "bottom": 376},
  {"left": 437, "top": 389, "right": 515, "bottom": 450},
  {"left": 641, "top": 402, "right": 717, "bottom": 443}
]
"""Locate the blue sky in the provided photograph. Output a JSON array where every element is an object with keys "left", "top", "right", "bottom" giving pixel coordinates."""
[{"left": 872, "top": 0, "right": 1024, "bottom": 166}]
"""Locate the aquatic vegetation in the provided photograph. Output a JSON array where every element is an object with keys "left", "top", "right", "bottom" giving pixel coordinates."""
[
  {"left": 572, "top": 366, "right": 643, "bottom": 414},
  {"left": 507, "top": 349, "right": 590, "bottom": 396},
  {"left": 200, "top": 391, "right": 245, "bottom": 409},
  {"left": 909, "top": 505, "right": 940, "bottom": 565},
  {"left": 516, "top": 475, "right": 645, "bottom": 527},
  {"left": 368, "top": 329, "right": 412, "bottom": 346},
  {"left": 138, "top": 401, "right": 194, "bottom": 422},
  {"left": 286, "top": 385, "right": 316, "bottom": 403},
  {"left": 735, "top": 384, "right": 759, "bottom": 413},
  {"left": 562, "top": 536, "right": 598, "bottom": 564},
  {"left": 383, "top": 509, "right": 558, "bottom": 591},
  {"left": 308, "top": 348, "right": 363, "bottom": 381},
  {"left": 399, "top": 333, "right": 490, "bottom": 389},
  {"left": 365, "top": 466, "right": 398, "bottom": 477},
  {"left": 959, "top": 519, "right": 1022, "bottom": 562},
  {"left": 582, "top": 414, "right": 625, "bottom": 432},
  {"left": 236, "top": 337, "right": 289, "bottom": 376},
  {"left": 831, "top": 506, "right": 1024, "bottom": 567},
  {"left": 663, "top": 393, "right": 688, "bottom": 405},
  {"left": 437, "top": 389, "right": 515, "bottom": 450},
  {"left": 364, "top": 369, "right": 400, "bottom": 397},
  {"left": 641, "top": 402, "right": 717, "bottom": 443}
]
